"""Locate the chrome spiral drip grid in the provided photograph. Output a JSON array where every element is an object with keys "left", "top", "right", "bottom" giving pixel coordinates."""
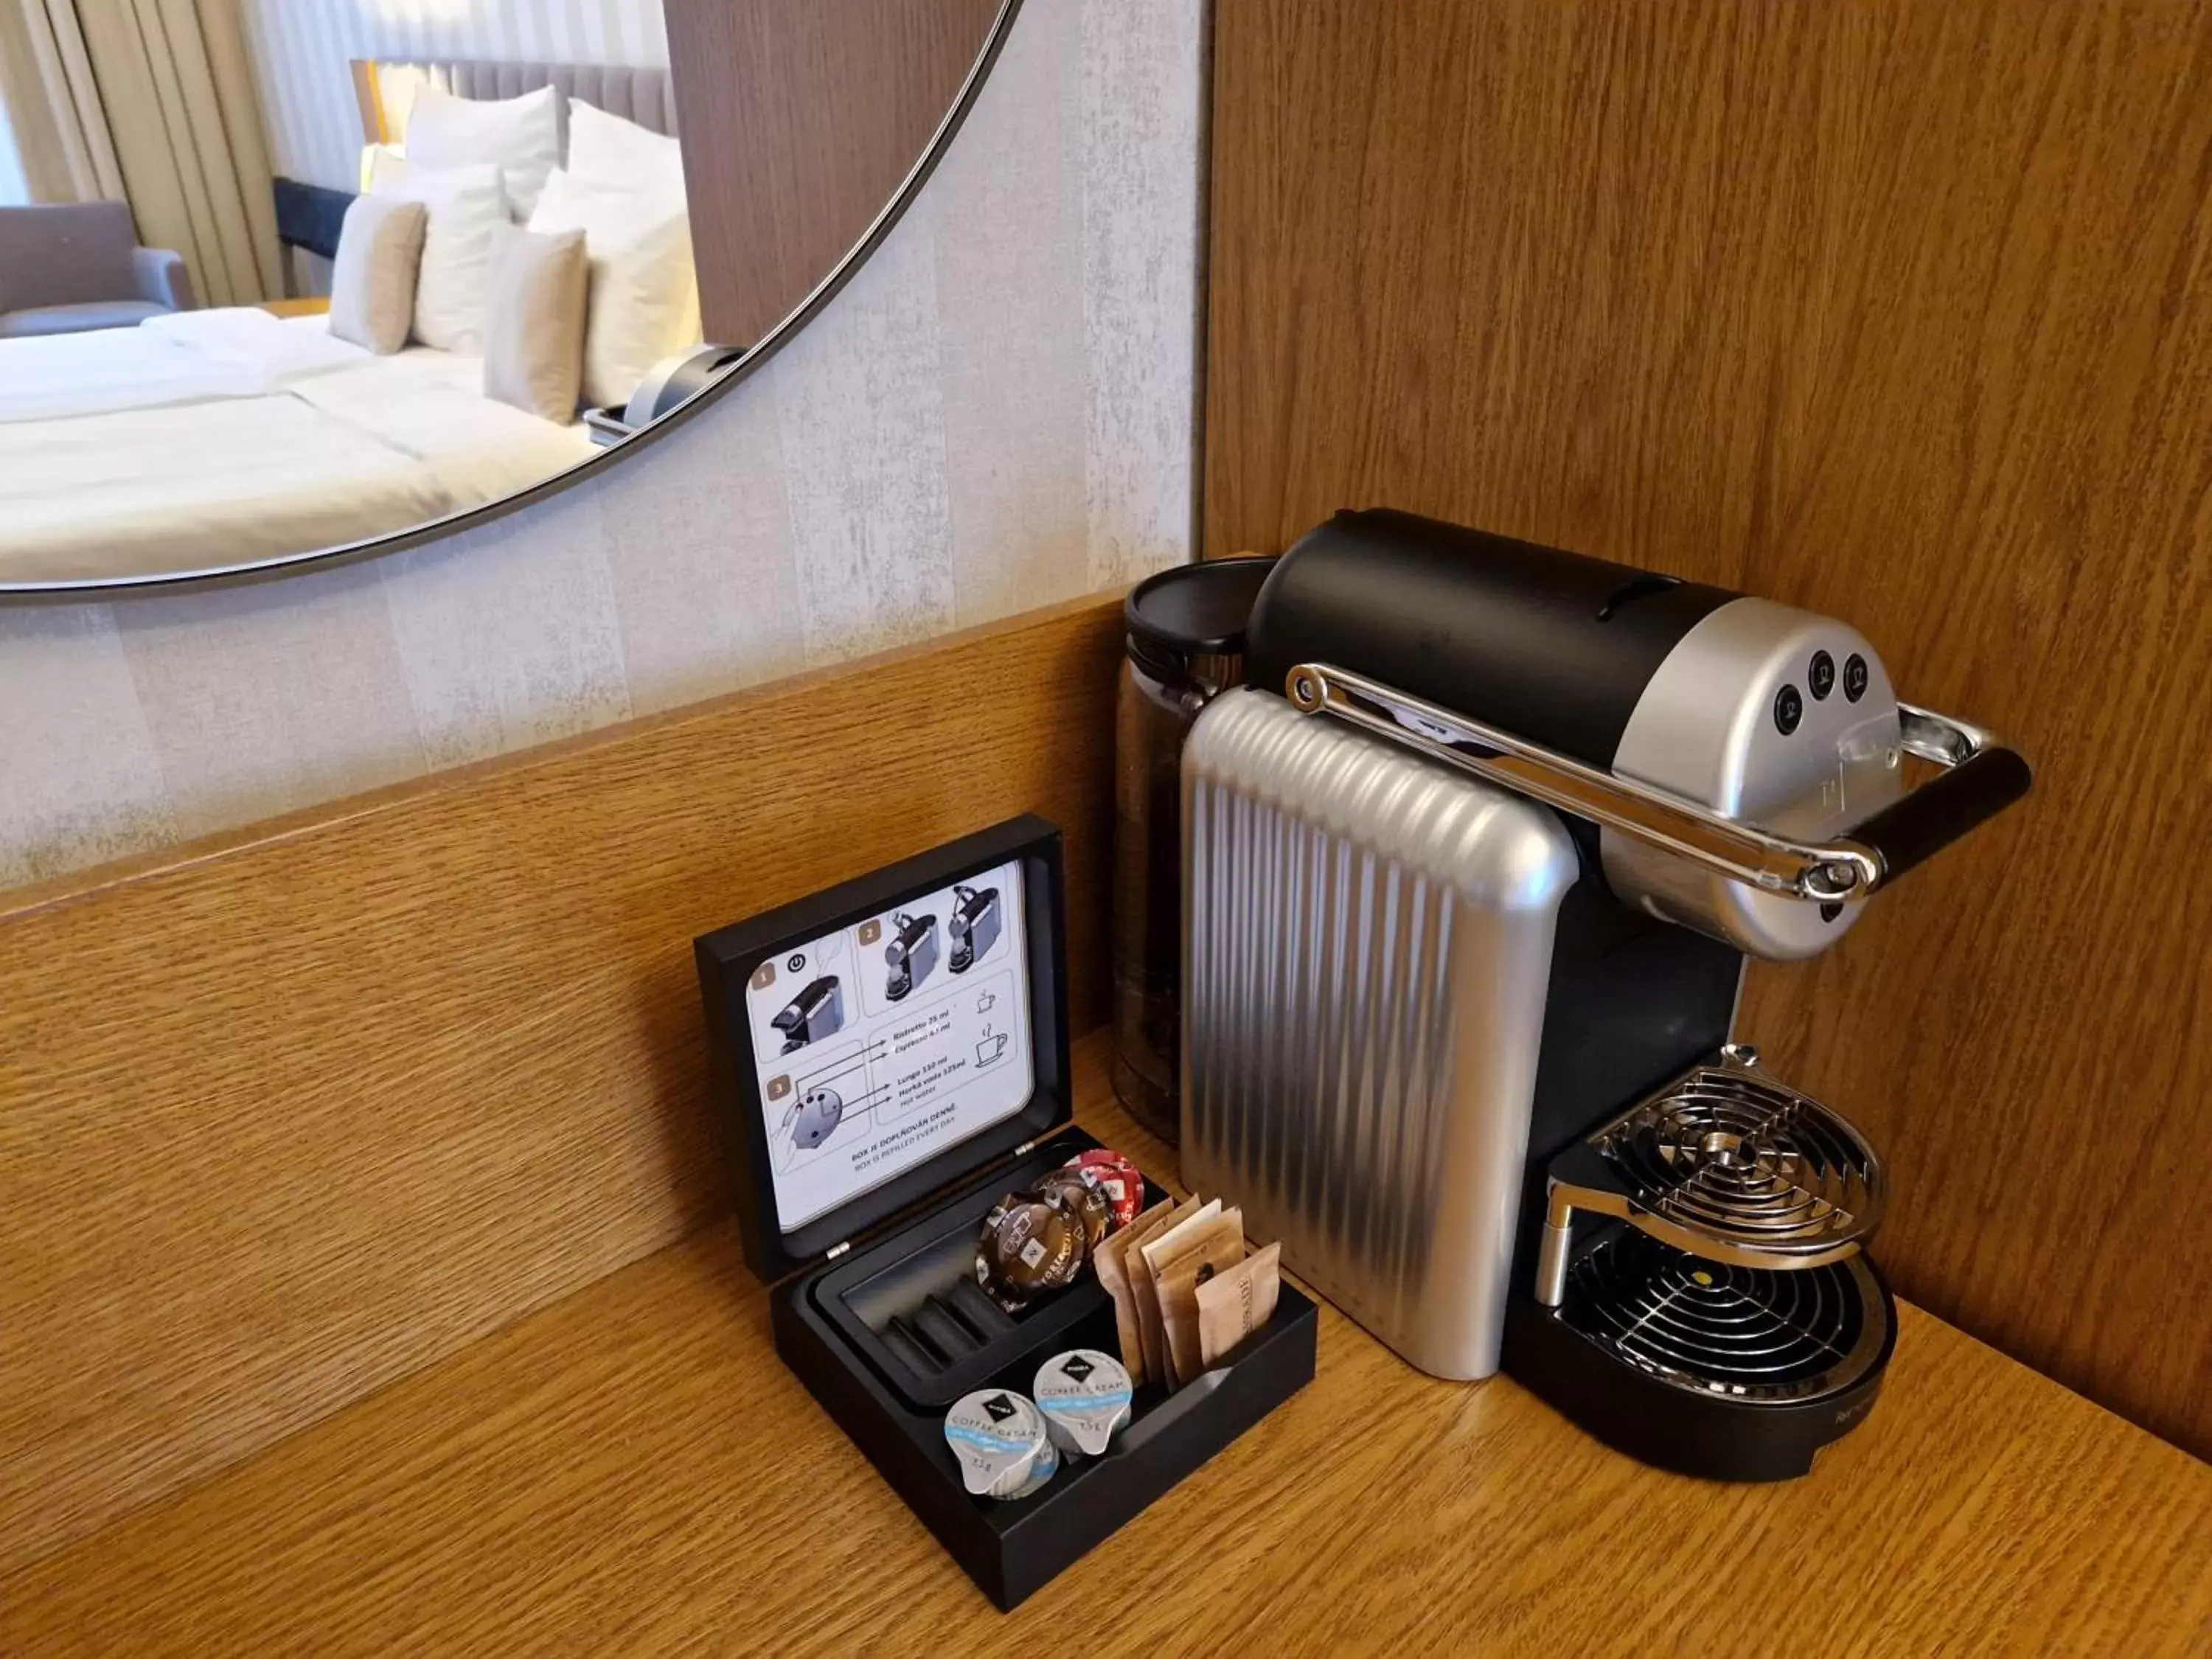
[
  {"left": 1594, "top": 1065, "right": 1884, "bottom": 1262},
  {"left": 1533, "top": 1054, "right": 1888, "bottom": 1311},
  {"left": 1557, "top": 1229, "right": 1888, "bottom": 1402}
]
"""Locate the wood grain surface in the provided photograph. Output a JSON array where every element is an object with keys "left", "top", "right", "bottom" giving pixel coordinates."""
[
  {"left": 3, "top": 1037, "right": 2205, "bottom": 1658},
  {"left": 663, "top": 0, "right": 1004, "bottom": 344},
  {"left": 1205, "top": 0, "right": 2212, "bottom": 1456},
  {"left": 0, "top": 591, "right": 1124, "bottom": 1576}
]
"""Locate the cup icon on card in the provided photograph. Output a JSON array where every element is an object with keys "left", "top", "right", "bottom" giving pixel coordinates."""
[{"left": 975, "top": 1032, "right": 1009, "bottom": 1066}]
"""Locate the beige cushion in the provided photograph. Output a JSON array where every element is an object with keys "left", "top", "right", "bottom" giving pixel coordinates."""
[
  {"left": 526, "top": 167, "right": 699, "bottom": 409},
  {"left": 327, "top": 195, "right": 427, "bottom": 354},
  {"left": 367, "top": 153, "right": 506, "bottom": 351},
  {"left": 481, "top": 223, "right": 588, "bottom": 422}
]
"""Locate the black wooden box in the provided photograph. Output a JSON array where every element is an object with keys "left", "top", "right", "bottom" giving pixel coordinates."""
[{"left": 695, "top": 816, "right": 1316, "bottom": 1610}]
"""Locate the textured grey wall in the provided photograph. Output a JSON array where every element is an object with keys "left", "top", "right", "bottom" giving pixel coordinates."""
[{"left": 0, "top": 0, "right": 1202, "bottom": 888}]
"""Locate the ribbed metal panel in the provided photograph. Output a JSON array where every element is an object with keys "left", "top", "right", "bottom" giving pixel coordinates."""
[{"left": 1180, "top": 690, "right": 1580, "bottom": 1380}]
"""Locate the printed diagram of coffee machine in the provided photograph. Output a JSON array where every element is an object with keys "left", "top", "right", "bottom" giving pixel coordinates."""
[
  {"left": 1181, "top": 509, "right": 2031, "bottom": 1482},
  {"left": 769, "top": 1039, "right": 890, "bottom": 1169},
  {"left": 790, "top": 1085, "right": 844, "bottom": 1148},
  {"left": 772, "top": 976, "right": 844, "bottom": 1054},
  {"left": 947, "top": 886, "right": 1001, "bottom": 973},
  {"left": 884, "top": 911, "right": 939, "bottom": 1002}
]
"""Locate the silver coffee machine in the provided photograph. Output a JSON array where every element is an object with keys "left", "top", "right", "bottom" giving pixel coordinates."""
[{"left": 1180, "top": 509, "right": 2029, "bottom": 1479}]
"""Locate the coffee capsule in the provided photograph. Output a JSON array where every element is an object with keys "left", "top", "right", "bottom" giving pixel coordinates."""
[
  {"left": 1064, "top": 1149, "right": 1147, "bottom": 1231},
  {"left": 1036, "top": 1166, "right": 1115, "bottom": 1253},
  {"left": 975, "top": 1189, "right": 1086, "bottom": 1311},
  {"left": 1001, "top": 1428, "right": 1060, "bottom": 1499},
  {"left": 1033, "top": 1349, "right": 1134, "bottom": 1457},
  {"left": 945, "top": 1390, "right": 1048, "bottom": 1498}
]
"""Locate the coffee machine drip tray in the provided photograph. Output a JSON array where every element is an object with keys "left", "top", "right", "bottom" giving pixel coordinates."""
[
  {"left": 1535, "top": 1053, "right": 1886, "bottom": 1299},
  {"left": 1508, "top": 1052, "right": 1899, "bottom": 1481},
  {"left": 1593, "top": 1062, "right": 1885, "bottom": 1262},
  {"left": 1557, "top": 1228, "right": 1888, "bottom": 1405}
]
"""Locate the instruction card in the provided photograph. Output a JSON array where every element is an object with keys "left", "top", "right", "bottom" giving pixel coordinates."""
[{"left": 744, "top": 858, "right": 1032, "bottom": 1231}]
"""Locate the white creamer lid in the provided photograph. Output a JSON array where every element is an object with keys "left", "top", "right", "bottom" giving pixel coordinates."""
[
  {"left": 945, "top": 1389, "right": 1047, "bottom": 1498},
  {"left": 1033, "top": 1349, "right": 1134, "bottom": 1457}
]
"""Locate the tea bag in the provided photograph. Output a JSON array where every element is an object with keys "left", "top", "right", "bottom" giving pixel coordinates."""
[
  {"left": 1156, "top": 1211, "right": 1248, "bottom": 1385},
  {"left": 1091, "top": 1222, "right": 1150, "bottom": 1383},
  {"left": 1196, "top": 1241, "right": 1283, "bottom": 1367},
  {"left": 1137, "top": 1200, "right": 1229, "bottom": 1387},
  {"left": 1116, "top": 1198, "right": 1194, "bottom": 1384}
]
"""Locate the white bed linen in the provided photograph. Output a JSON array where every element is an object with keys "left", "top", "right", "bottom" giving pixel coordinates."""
[
  {"left": 0, "top": 313, "right": 594, "bottom": 582},
  {"left": 288, "top": 350, "right": 594, "bottom": 506},
  {"left": 0, "top": 307, "right": 364, "bottom": 423},
  {"left": 0, "top": 396, "right": 451, "bottom": 582}
]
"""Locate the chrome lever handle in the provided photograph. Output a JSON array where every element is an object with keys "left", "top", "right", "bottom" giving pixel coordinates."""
[{"left": 1285, "top": 662, "right": 2027, "bottom": 903}]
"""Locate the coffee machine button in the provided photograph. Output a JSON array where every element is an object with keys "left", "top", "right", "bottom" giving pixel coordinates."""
[
  {"left": 1774, "top": 684, "right": 1804, "bottom": 735},
  {"left": 1808, "top": 650, "right": 1836, "bottom": 700},
  {"left": 1843, "top": 653, "right": 1870, "bottom": 701}
]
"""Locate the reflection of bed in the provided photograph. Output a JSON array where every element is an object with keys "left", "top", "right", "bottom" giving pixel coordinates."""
[
  {"left": 1, "top": 60, "right": 686, "bottom": 585},
  {"left": 0, "top": 309, "right": 594, "bottom": 583}
]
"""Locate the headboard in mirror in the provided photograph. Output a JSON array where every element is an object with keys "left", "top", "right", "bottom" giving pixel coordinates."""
[
  {"left": 0, "top": 0, "right": 1018, "bottom": 599},
  {"left": 351, "top": 57, "right": 680, "bottom": 152}
]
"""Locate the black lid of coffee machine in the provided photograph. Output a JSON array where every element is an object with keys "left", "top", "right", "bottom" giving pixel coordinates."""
[
  {"left": 1124, "top": 555, "right": 1278, "bottom": 675},
  {"left": 1244, "top": 509, "right": 1739, "bottom": 768}
]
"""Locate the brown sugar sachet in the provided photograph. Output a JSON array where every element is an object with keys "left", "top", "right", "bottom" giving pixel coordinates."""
[
  {"left": 1133, "top": 1200, "right": 1219, "bottom": 1380},
  {"left": 1156, "top": 1213, "right": 1248, "bottom": 1385},
  {"left": 1196, "top": 1241, "right": 1282, "bottom": 1367},
  {"left": 1091, "top": 1221, "right": 1151, "bottom": 1384},
  {"left": 1116, "top": 1197, "right": 1199, "bottom": 1384},
  {"left": 1140, "top": 1204, "right": 1239, "bottom": 1386}
]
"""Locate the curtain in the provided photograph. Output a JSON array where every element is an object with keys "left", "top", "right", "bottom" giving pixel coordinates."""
[
  {"left": 0, "top": 0, "right": 279, "bottom": 306},
  {"left": 0, "top": 0, "right": 125, "bottom": 203}
]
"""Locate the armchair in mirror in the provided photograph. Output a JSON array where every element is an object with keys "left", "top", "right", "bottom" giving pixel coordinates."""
[{"left": 0, "top": 0, "right": 1009, "bottom": 595}]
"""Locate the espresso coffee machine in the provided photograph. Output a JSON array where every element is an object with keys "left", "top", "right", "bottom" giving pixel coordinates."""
[{"left": 1180, "top": 509, "right": 2031, "bottom": 1480}]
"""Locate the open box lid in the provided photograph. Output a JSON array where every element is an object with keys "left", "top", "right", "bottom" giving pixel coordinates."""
[{"left": 694, "top": 815, "right": 1074, "bottom": 1284}]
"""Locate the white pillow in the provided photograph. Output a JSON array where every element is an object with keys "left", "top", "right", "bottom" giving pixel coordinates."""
[
  {"left": 566, "top": 100, "right": 686, "bottom": 199},
  {"left": 404, "top": 83, "right": 560, "bottom": 220},
  {"left": 526, "top": 167, "right": 701, "bottom": 408},
  {"left": 369, "top": 153, "right": 504, "bottom": 352}
]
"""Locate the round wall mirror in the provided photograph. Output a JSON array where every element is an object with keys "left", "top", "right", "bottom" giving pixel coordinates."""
[{"left": 0, "top": 0, "right": 1012, "bottom": 595}]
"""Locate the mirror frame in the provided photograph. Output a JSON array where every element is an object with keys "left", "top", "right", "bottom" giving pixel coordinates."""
[{"left": 0, "top": 0, "right": 1023, "bottom": 603}]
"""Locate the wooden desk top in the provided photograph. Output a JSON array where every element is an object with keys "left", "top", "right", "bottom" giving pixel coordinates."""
[
  {"left": 4, "top": 1043, "right": 2205, "bottom": 1656},
  {"left": 258, "top": 296, "right": 331, "bottom": 319}
]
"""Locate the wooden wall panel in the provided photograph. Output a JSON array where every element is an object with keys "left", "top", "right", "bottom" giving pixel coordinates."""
[
  {"left": 1206, "top": 0, "right": 2212, "bottom": 1454},
  {"left": 664, "top": 0, "right": 1003, "bottom": 344},
  {"left": 0, "top": 591, "right": 1123, "bottom": 1575}
]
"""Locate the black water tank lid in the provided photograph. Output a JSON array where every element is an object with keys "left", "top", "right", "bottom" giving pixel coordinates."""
[{"left": 1125, "top": 556, "right": 1279, "bottom": 665}]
